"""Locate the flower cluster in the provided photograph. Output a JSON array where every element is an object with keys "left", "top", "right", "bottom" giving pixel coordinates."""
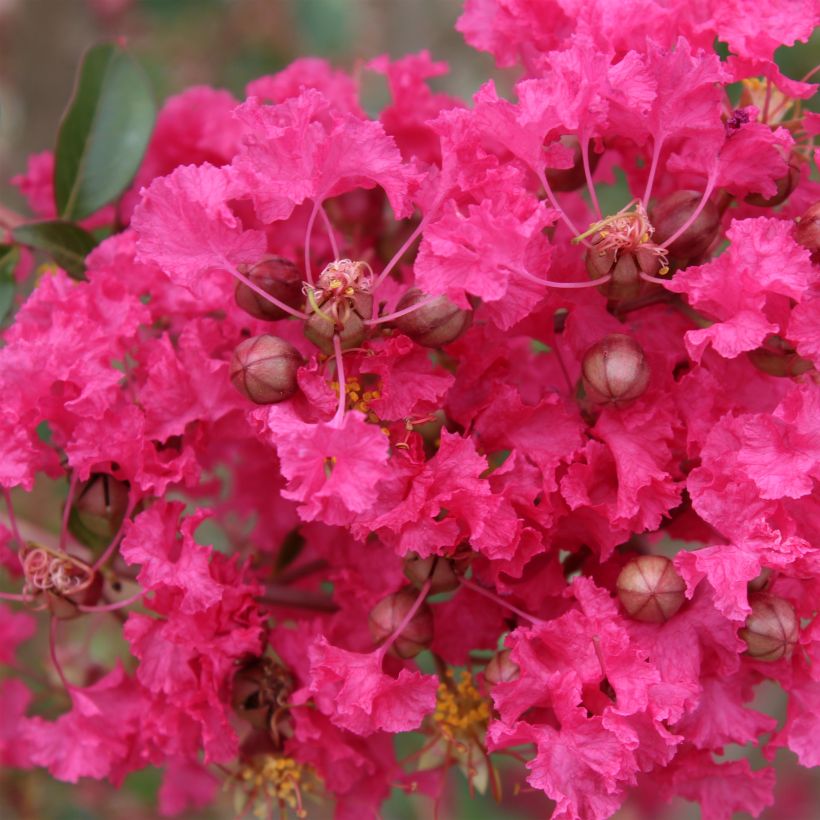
[{"left": 1, "top": 3, "right": 819, "bottom": 818}]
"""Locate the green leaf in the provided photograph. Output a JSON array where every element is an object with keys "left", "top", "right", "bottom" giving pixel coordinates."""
[
  {"left": 55, "top": 42, "right": 156, "bottom": 221},
  {"left": 13, "top": 221, "right": 97, "bottom": 280},
  {"left": 0, "top": 243, "right": 18, "bottom": 322}
]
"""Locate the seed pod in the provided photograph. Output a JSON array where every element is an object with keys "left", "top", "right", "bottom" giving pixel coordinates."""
[
  {"left": 545, "top": 135, "right": 601, "bottom": 193},
  {"left": 230, "top": 335, "right": 302, "bottom": 404},
  {"left": 582, "top": 334, "right": 650, "bottom": 405},
  {"left": 403, "top": 554, "right": 460, "bottom": 594},
  {"left": 651, "top": 191, "right": 721, "bottom": 263},
  {"left": 795, "top": 201, "right": 820, "bottom": 263},
  {"left": 235, "top": 257, "right": 304, "bottom": 320},
  {"left": 369, "top": 589, "right": 434, "bottom": 659},
  {"left": 393, "top": 288, "right": 471, "bottom": 347},
  {"left": 303, "top": 310, "right": 367, "bottom": 354},
  {"left": 484, "top": 649, "right": 520, "bottom": 686},
  {"left": 745, "top": 159, "right": 800, "bottom": 208},
  {"left": 585, "top": 247, "right": 662, "bottom": 301},
  {"left": 616, "top": 555, "right": 686, "bottom": 623},
  {"left": 740, "top": 595, "right": 798, "bottom": 662},
  {"left": 69, "top": 474, "right": 130, "bottom": 548}
]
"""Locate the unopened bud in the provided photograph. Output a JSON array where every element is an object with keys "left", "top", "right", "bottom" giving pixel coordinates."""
[
  {"left": 403, "top": 554, "right": 460, "bottom": 594},
  {"left": 740, "top": 595, "right": 798, "bottom": 662},
  {"left": 616, "top": 555, "right": 686, "bottom": 623},
  {"left": 545, "top": 135, "right": 600, "bottom": 193},
  {"left": 745, "top": 160, "right": 800, "bottom": 208},
  {"left": 393, "top": 288, "right": 471, "bottom": 347},
  {"left": 795, "top": 201, "right": 820, "bottom": 262},
  {"left": 235, "top": 257, "right": 304, "bottom": 320},
  {"left": 651, "top": 191, "right": 720, "bottom": 263},
  {"left": 585, "top": 247, "right": 661, "bottom": 301},
  {"left": 484, "top": 649, "right": 520, "bottom": 686},
  {"left": 230, "top": 335, "right": 302, "bottom": 404},
  {"left": 303, "top": 310, "right": 367, "bottom": 354},
  {"left": 69, "top": 474, "right": 130, "bottom": 548},
  {"left": 369, "top": 589, "right": 434, "bottom": 659},
  {"left": 582, "top": 334, "right": 650, "bottom": 405},
  {"left": 747, "top": 568, "right": 773, "bottom": 594}
]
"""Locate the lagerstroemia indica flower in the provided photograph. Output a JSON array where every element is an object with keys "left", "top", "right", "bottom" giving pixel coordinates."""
[{"left": 1, "top": 2, "right": 819, "bottom": 818}]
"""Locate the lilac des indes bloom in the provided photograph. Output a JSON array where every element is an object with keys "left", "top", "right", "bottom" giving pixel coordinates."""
[{"left": 0, "top": 1, "right": 819, "bottom": 817}]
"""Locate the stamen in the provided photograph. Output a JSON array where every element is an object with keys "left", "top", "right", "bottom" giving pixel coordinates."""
[
  {"left": 60, "top": 472, "right": 79, "bottom": 552},
  {"left": 658, "top": 170, "right": 718, "bottom": 251},
  {"left": 372, "top": 207, "right": 437, "bottom": 294},
  {"left": 376, "top": 578, "right": 432, "bottom": 659},
  {"left": 303, "top": 199, "right": 322, "bottom": 286},
  {"left": 458, "top": 576, "right": 545, "bottom": 626},
  {"left": 319, "top": 205, "right": 340, "bottom": 260},
  {"left": 642, "top": 135, "right": 665, "bottom": 204},
  {"left": 331, "top": 334, "right": 346, "bottom": 429},
  {"left": 225, "top": 258, "right": 310, "bottom": 321},
  {"left": 91, "top": 494, "right": 136, "bottom": 572},
  {"left": 77, "top": 588, "right": 144, "bottom": 613},
  {"left": 364, "top": 294, "right": 440, "bottom": 325},
  {"left": 535, "top": 167, "right": 588, "bottom": 244},
  {"left": 2, "top": 487, "right": 23, "bottom": 549},
  {"left": 48, "top": 616, "right": 73, "bottom": 691},
  {"left": 580, "top": 135, "right": 602, "bottom": 219}
]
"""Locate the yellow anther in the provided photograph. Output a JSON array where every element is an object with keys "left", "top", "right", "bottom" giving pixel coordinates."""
[{"left": 433, "top": 671, "right": 490, "bottom": 741}]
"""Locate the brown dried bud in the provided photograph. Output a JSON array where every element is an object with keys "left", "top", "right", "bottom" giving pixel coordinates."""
[
  {"left": 235, "top": 257, "right": 304, "bottom": 320},
  {"left": 747, "top": 335, "right": 813, "bottom": 378},
  {"left": 740, "top": 595, "right": 799, "bottom": 662},
  {"left": 745, "top": 160, "right": 800, "bottom": 208},
  {"left": 484, "top": 649, "right": 520, "bottom": 686},
  {"left": 368, "top": 589, "right": 434, "bottom": 659},
  {"left": 651, "top": 190, "right": 721, "bottom": 263},
  {"left": 616, "top": 555, "right": 686, "bottom": 623},
  {"left": 403, "top": 554, "right": 460, "bottom": 594},
  {"left": 69, "top": 474, "right": 130, "bottom": 548},
  {"left": 393, "top": 288, "right": 471, "bottom": 347},
  {"left": 230, "top": 335, "right": 302, "bottom": 404},
  {"left": 545, "top": 135, "right": 601, "bottom": 193},
  {"left": 795, "top": 201, "right": 820, "bottom": 262},
  {"left": 582, "top": 334, "right": 650, "bottom": 405}
]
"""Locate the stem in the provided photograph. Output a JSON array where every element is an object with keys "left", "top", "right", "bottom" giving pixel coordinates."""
[
  {"left": 78, "top": 588, "right": 143, "bottom": 613},
  {"left": 762, "top": 77, "right": 773, "bottom": 123},
  {"left": 516, "top": 268, "right": 612, "bottom": 289},
  {"left": 257, "top": 586, "right": 339, "bottom": 612},
  {"left": 581, "top": 135, "right": 602, "bottom": 219},
  {"left": 224, "top": 259, "right": 310, "bottom": 321},
  {"left": 2, "top": 488, "right": 23, "bottom": 548},
  {"left": 552, "top": 338, "right": 575, "bottom": 396},
  {"left": 275, "top": 558, "right": 328, "bottom": 585},
  {"left": 639, "top": 271, "right": 672, "bottom": 285},
  {"left": 91, "top": 495, "right": 137, "bottom": 572},
  {"left": 535, "top": 167, "right": 587, "bottom": 243},
  {"left": 303, "top": 199, "right": 322, "bottom": 286},
  {"left": 60, "top": 472, "right": 79, "bottom": 552},
  {"left": 48, "top": 616, "right": 73, "bottom": 692},
  {"left": 659, "top": 170, "right": 718, "bottom": 250},
  {"left": 458, "top": 576, "right": 545, "bottom": 626},
  {"left": 373, "top": 212, "right": 431, "bottom": 293},
  {"left": 331, "top": 333, "right": 346, "bottom": 428},
  {"left": 364, "top": 293, "right": 439, "bottom": 325},
  {"left": 642, "top": 135, "right": 665, "bottom": 204},
  {"left": 319, "top": 205, "right": 340, "bottom": 260},
  {"left": 376, "top": 578, "right": 432, "bottom": 659}
]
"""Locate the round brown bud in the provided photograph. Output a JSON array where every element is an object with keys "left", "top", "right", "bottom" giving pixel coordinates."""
[
  {"left": 368, "top": 589, "right": 434, "bottom": 659},
  {"left": 484, "top": 649, "right": 520, "bottom": 686},
  {"left": 403, "top": 554, "right": 460, "bottom": 594},
  {"left": 616, "top": 555, "right": 686, "bottom": 623},
  {"left": 740, "top": 595, "right": 799, "bottom": 662},
  {"left": 651, "top": 191, "right": 721, "bottom": 263},
  {"left": 747, "top": 335, "right": 813, "bottom": 378},
  {"left": 303, "top": 310, "right": 367, "bottom": 354},
  {"left": 795, "top": 201, "right": 820, "bottom": 262},
  {"left": 745, "top": 160, "right": 800, "bottom": 208},
  {"left": 393, "top": 288, "right": 471, "bottom": 347},
  {"left": 582, "top": 334, "right": 650, "bottom": 405},
  {"left": 235, "top": 257, "right": 304, "bottom": 321},
  {"left": 230, "top": 335, "right": 302, "bottom": 404},
  {"left": 545, "top": 135, "right": 601, "bottom": 193},
  {"left": 69, "top": 474, "right": 130, "bottom": 547}
]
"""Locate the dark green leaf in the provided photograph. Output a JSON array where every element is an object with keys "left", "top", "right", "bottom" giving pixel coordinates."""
[
  {"left": 0, "top": 243, "right": 18, "bottom": 322},
  {"left": 13, "top": 221, "right": 97, "bottom": 280},
  {"left": 55, "top": 42, "right": 156, "bottom": 221}
]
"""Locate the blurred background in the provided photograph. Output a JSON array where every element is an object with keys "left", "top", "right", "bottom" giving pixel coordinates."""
[{"left": 0, "top": 1, "right": 818, "bottom": 818}]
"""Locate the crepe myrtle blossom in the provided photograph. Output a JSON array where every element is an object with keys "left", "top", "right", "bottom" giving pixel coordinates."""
[{"left": 0, "top": 1, "right": 819, "bottom": 817}]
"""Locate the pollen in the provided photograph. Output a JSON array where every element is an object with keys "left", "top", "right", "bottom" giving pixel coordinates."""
[
  {"left": 234, "top": 756, "right": 312, "bottom": 817},
  {"left": 434, "top": 671, "right": 491, "bottom": 741}
]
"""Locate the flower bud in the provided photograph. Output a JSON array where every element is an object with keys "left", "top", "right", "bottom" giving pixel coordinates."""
[
  {"left": 740, "top": 595, "right": 798, "bottom": 662},
  {"left": 582, "top": 334, "right": 650, "bottom": 405},
  {"left": 484, "top": 649, "right": 520, "bottom": 686},
  {"left": 747, "top": 568, "right": 773, "bottom": 594},
  {"left": 393, "top": 288, "right": 471, "bottom": 347},
  {"left": 235, "top": 257, "right": 304, "bottom": 321},
  {"left": 616, "top": 555, "right": 686, "bottom": 623},
  {"left": 747, "top": 336, "right": 813, "bottom": 378},
  {"left": 585, "top": 247, "right": 662, "bottom": 301},
  {"left": 369, "top": 589, "right": 434, "bottom": 659},
  {"left": 69, "top": 474, "right": 130, "bottom": 548},
  {"left": 545, "top": 135, "right": 600, "bottom": 193},
  {"left": 650, "top": 191, "right": 720, "bottom": 263},
  {"left": 403, "top": 554, "right": 460, "bottom": 594},
  {"left": 795, "top": 201, "right": 820, "bottom": 262},
  {"left": 230, "top": 335, "right": 302, "bottom": 404},
  {"left": 745, "top": 159, "right": 800, "bottom": 208}
]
